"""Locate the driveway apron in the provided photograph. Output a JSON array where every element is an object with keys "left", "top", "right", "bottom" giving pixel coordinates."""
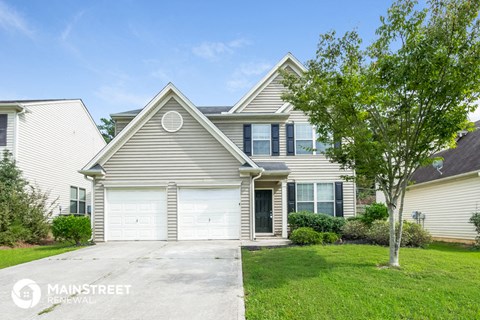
[{"left": 0, "top": 241, "right": 245, "bottom": 320}]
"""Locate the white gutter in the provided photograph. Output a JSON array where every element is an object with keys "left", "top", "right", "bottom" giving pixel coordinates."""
[{"left": 250, "top": 169, "right": 264, "bottom": 240}]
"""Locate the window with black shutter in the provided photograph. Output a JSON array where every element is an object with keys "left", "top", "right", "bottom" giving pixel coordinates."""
[{"left": 0, "top": 114, "right": 7, "bottom": 147}]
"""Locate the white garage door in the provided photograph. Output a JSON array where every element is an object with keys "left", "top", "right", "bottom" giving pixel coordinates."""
[
  {"left": 178, "top": 188, "right": 241, "bottom": 240},
  {"left": 106, "top": 188, "right": 167, "bottom": 241}
]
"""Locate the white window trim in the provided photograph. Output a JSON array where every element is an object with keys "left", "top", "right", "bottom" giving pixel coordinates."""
[
  {"left": 294, "top": 123, "right": 331, "bottom": 155},
  {"left": 70, "top": 186, "right": 86, "bottom": 214},
  {"left": 251, "top": 124, "right": 271, "bottom": 156},
  {"left": 295, "top": 182, "right": 336, "bottom": 216}
]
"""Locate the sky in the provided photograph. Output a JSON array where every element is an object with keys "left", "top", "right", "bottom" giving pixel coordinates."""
[{"left": 1, "top": 0, "right": 479, "bottom": 123}]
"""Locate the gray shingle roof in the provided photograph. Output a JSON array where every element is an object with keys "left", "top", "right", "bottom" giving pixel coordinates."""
[
  {"left": 111, "top": 106, "right": 231, "bottom": 117},
  {"left": 411, "top": 121, "right": 480, "bottom": 184},
  {"left": 255, "top": 162, "right": 290, "bottom": 172},
  {"left": 0, "top": 99, "right": 74, "bottom": 104}
]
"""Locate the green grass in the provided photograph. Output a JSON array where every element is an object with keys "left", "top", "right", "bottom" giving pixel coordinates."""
[
  {"left": 0, "top": 243, "right": 81, "bottom": 269},
  {"left": 242, "top": 243, "right": 480, "bottom": 320}
]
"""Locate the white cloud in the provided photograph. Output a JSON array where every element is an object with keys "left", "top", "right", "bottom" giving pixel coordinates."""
[
  {"left": 60, "top": 10, "right": 85, "bottom": 41},
  {"left": 227, "top": 62, "right": 272, "bottom": 91},
  {"left": 192, "top": 38, "right": 251, "bottom": 61},
  {"left": 95, "top": 85, "right": 149, "bottom": 107},
  {"left": 0, "top": 1, "right": 34, "bottom": 37}
]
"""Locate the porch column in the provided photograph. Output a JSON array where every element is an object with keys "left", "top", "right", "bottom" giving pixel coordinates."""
[{"left": 281, "top": 180, "right": 287, "bottom": 238}]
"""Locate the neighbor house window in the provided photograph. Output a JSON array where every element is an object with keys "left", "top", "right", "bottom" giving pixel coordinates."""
[
  {"left": 252, "top": 124, "right": 271, "bottom": 155},
  {"left": 295, "top": 124, "right": 331, "bottom": 155},
  {"left": 0, "top": 114, "right": 7, "bottom": 147},
  {"left": 296, "top": 183, "right": 335, "bottom": 216},
  {"left": 70, "top": 186, "right": 86, "bottom": 214}
]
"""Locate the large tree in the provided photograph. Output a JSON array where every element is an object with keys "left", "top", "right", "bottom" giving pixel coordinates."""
[{"left": 282, "top": 0, "right": 480, "bottom": 267}]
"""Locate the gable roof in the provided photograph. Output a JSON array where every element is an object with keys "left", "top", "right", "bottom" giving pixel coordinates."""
[
  {"left": 411, "top": 121, "right": 480, "bottom": 185},
  {"left": 228, "top": 53, "right": 307, "bottom": 114},
  {"left": 82, "top": 83, "right": 258, "bottom": 172}
]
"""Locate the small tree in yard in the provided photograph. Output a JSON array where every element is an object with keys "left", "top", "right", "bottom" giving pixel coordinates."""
[
  {"left": 282, "top": 0, "right": 480, "bottom": 267},
  {"left": 0, "top": 150, "right": 54, "bottom": 245}
]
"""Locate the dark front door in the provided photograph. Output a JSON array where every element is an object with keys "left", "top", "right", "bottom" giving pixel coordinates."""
[{"left": 255, "top": 190, "right": 273, "bottom": 233}]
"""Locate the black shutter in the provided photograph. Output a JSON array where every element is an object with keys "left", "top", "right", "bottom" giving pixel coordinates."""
[
  {"left": 286, "top": 123, "right": 295, "bottom": 155},
  {"left": 287, "top": 182, "right": 296, "bottom": 214},
  {"left": 271, "top": 124, "right": 279, "bottom": 156},
  {"left": 0, "top": 114, "right": 7, "bottom": 147},
  {"left": 335, "top": 182, "right": 344, "bottom": 217},
  {"left": 243, "top": 124, "right": 252, "bottom": 156}
]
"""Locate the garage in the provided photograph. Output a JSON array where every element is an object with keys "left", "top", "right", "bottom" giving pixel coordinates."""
[
  {"left": 178, "top": 188, "right": 241, "bottom": 240},
  {"left": 106, "top": 188, "right": 167, "bottom": 241}
]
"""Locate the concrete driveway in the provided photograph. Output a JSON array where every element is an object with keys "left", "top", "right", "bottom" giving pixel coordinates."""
[{"left": 0, "top": 241, "right": 245, "bottom": 320}]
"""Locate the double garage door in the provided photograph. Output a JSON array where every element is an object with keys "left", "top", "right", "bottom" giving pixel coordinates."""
[{"left": 106, "top": 187, "right": 240, "bottom": 241}]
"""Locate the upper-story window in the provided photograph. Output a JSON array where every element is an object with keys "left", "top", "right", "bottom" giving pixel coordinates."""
[
  {"left": 70, "top": 186, "right": 86, "bottom": 214},
  {"left": 252, "top": 124, "right": 271, "bottom": 155},
  {"left": 0, "top": 114, "right": 7, "bottom": 147},
  {"left": 295, "top": 123, "right": 330, "bottom": 155}
]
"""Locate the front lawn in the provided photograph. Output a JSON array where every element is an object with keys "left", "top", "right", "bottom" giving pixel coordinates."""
[
  {"left": 0, "top": 243, "right": 81, "bottom": 269},
  {"left": 242, "top": 243, "right": 480, "bottom": 319}
]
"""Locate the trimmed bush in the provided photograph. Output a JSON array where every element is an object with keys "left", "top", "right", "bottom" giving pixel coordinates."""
[
  {"left": 365, "top": 220, "right": 432, "bottom": 247},
  {"left": 290, "top": 227, "right": 323, "bottom": 245},
  {"left": 469, "top": 211, "right": 480, "bottom": 247},
  {"left": 52, "top": 215, "right": 92, "bottom": 245},
  {"left": 320, "top": 232, "right": 340, "bottom": 244},
  {"left": 402, "top": 221, "right": 432, "bottom": 248},
  {"left": 366, "top": 220, "right": 390, "bottom": 245},
  {"left": 360, "top": 202, "right": 388, "bottom": 226},
  {"left": 342, "top": 220, "right": 369, "bottom": 240},
  {"left": 0, "top": 223, "right": 32, "bottom": 246},
  {"left": 288, "top": 211, "right": 345, "bottom": 234}
]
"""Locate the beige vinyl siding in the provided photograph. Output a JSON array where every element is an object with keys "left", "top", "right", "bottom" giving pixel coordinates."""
[
  {"left": 240, "top": 178, "right": 251, "bottom": 239},
  {"left": 0, "top": 110, "right": 16, "bottom": 154},
  {"left": 93, "top": 179, "right": 105, "bottom": 242},
  {"left": 211, "top": 110, "right": 356, "bottom": 218},
  {"left": 114, "top": 118, "right": 134, "bottom": 136},
  {"left": 403, "top": 176, "right": 479, "bottom": 241},
  {"left": 100, "top": 97, "right": 249, "bottom": 240},
  {"left": 16, "top": 101, "right": 106, "bottom": 217},
  {"left": 242, "top": 74, "right": 286, "bottom": 113},
  {"left": 167, "top": 182, "right": 177, "bottom": 240}
]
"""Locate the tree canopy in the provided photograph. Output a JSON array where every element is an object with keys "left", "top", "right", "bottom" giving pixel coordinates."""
[
  {"left": 97, "top": 117, "right": 115, "bottom": 143},
  {"left": 282, "top": 0, "right": 480, "bottom": 266}
]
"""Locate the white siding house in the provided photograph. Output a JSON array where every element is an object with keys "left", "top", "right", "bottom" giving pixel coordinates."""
[
  {"left": 82, "top": 53, "right": 356, "bottom": 242},
  {"left": 378, "top": 123, "right": 480, "bottom": 242},
  {"left": 0, "top": 99, "right": 106, "bottom": 217}
]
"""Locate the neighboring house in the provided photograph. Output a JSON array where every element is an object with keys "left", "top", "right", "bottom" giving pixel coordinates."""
[
  {"left": 377, "top": 122, "right": 480, "bottom": 242},
  {"left": 80, "top": 53, "right": 356, "bottom": 242},
  {"left": 0, "top": 99, "right": 106, "bottom": 217}
]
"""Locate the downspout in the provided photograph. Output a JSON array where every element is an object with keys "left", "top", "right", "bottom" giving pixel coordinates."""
[{"left": 250, "top": 169, "right": 264, "bottom": 240}]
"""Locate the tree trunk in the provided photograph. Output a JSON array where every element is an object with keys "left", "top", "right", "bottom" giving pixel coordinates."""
[{"left": 387, "top": 201, "right": 400, "bottom": 267}]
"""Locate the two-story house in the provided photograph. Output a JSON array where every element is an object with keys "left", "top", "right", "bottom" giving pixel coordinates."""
[
  {"left": 0, "top": 99, "right": 106, "bottom": 217},
  {"left": 80, "top": 53, "right": 356, "bottom": 241}
]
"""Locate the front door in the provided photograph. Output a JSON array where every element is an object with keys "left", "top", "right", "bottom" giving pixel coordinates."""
[{"left": 255, "top": 190, "right": 272, "bottom": 233}]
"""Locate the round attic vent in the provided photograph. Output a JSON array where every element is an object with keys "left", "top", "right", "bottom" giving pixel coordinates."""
[{"left": 161, "top": 111, "right": 183, "bottom": 132}]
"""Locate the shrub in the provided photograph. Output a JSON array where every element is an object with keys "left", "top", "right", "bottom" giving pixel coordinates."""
[
  {"left": 469, "top": 211, "right": 480, "bottom": 246},
  {"left": 0, "top": 151, "right": 53, "bottom": 245},
  {"left": 402, "top": 221, "right": 432, "bottom": 248},
  {"left": 52, "top": 215, "right": 92, "bottom": 245},
  {"left": 288, "top": 211, "right": 345, "bottom": 234},
  {"left": 342, "top": 220, "right": 369, "bottom": 240},
  {"left": 290, "top": 227, "right": 323, "bottom": 245},
  {"left": 366, "top": 220, "right": 390, "bottom": 245},
  {"left": 365, "top": 220, "right": 432, "bottom": 247},
  {"left": 320, "top": 232, "right": 340, "bottom": 244},
  {"left": 360, "top": 202, "right": 388, "bottom": 226}
]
